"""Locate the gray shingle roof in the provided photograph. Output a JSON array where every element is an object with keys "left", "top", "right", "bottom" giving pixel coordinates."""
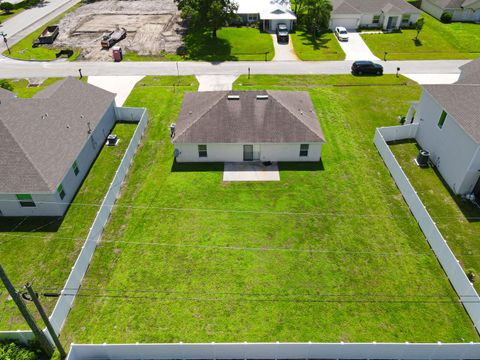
[
  {"left": 426, "top": 0, "right": 475, "bottom": 9},
  {"left": 332, "top": 0, "right": 420, "bottom": 14},
  {"left": 0, "top": 87, "right": 15, "bottom": 101},
  {"left": 424, "top": 84, "right": 480, "bottom": 143},
  {"left": 173, "top": 91, "right": 325, "bottom": 144},
  {"left": 0, "top": 77, "right": 116, "bottom": 193},
  {"left": 457, "top": 58, "right": 480, "bottom": 85}
]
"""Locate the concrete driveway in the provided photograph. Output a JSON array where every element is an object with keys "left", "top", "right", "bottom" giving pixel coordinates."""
[
  {"left": 271, "top": 35, "right": 299, "bottom": 61},
  {"left": 87, "top": 76, "right": 144, "bottom": 106},
  {"left": 196, "top": 75, "right": 238, "bottom": 91},
  {"left": 336, "top": 32, "right": 379, "bottom": 61}
]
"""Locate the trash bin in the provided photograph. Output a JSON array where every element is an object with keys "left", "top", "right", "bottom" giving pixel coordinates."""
[{"left": 112, "top": 46, "right": 123, "bottom": 62}]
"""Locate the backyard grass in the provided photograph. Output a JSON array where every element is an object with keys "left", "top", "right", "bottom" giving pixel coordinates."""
[
  {"left": 291, "top": 30, "right": 345, "bottom": 61},
  {"left": 3, "top": 3, "right": 81, "bottom": 61},
  {"left": 390, "top": 141, "right": 480, "bottom": 293},
  {"left": 60, "top": 75, "right": 478, "bottom": 344},
  {"left": 0, "top": 81, "right": 136, "bottom": 330},
  {"left": 361, "top": 13, "right": 480, "bottom": 60}
]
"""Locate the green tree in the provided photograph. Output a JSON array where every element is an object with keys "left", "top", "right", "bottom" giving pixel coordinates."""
[
  {"left": 303, "top": 0, "right": 332, "bottom": 40},
  {"left": 415, "top": 17, "right": 425, "bottom": 40},
  {"left": 175, "top": 0, "right": 238, "bottom": 38},
  {"left": 0, "top": 2, "right": 14, "bottom": 14}
]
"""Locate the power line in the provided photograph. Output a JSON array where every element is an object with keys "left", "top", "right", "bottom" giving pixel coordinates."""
[{"left": 0, "top": 198, "right": 477, "bottom": 220}]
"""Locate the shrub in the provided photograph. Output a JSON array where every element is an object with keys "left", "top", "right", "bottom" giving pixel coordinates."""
[
  {"left": 0, "top": 79, "right": 14, "bottom": 91},
  {"left": 440, "top": 12, "right": 453, "bottom": 23},
  {"left": 466, "top": 268, "right": 476, "bottom": 283},
  {"left": 0, "top": 343, "right": 40, "bottom": 360}
]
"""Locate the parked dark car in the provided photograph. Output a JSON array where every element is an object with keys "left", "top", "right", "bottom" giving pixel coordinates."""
[
  {"left": 351, "top": 61, "right": 383, "bottom": 76},
  {"left": 276, "top": 23, "right": 289, "bottom": 43}
]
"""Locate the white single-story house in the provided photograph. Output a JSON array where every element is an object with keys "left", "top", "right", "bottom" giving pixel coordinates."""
[
  {"left": 330, "top": 0, "right": 421, "bottom": 30},
  {"left": 421, "top": 0, "right": 480, "bottom": 22},
  {"left": 405, "top": 60, "right": 480, "bottom": 196},
  {"left": 171, "top": 91, "right": 325, "bottom": 163},
  {"left": 0, "top": 77, "right": 144, "bottom": 217},
  {"left": 235, "top": 0, "right": 297, "bottom": 31}
]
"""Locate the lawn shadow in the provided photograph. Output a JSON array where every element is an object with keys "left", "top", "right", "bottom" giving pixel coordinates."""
[
  {"left": 297, "top": 30, "right": 332, "bottom": 51},
  {"left": 412, "top": 38, "right": 423, "bottom": 46},
  {"left": 0, "top": 216, "right": 63, "bottom": 232},
  {"left": 171, "top": 161, "right": 224, "bottom": 172},
  {"left": 279, "top": 160, "right": 325, "bottom": 171},
  {"left": 390, "top": 140, "right": 480, "bottom": 222},
  {"left": 183, "top": 31, "right": 237, "bottom": 61}
]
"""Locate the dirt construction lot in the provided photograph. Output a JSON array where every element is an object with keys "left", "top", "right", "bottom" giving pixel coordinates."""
[{"left": 55, "top": 0, "right": 184, "bottom": 60}]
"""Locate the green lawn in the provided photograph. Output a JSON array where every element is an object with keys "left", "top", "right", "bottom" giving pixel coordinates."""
[
  {"left": 0, "top": 81, "right": 136, "bottom": 329},
  {"left": 390, "top": 141, "right": 480, "bottom": 292},
  {"left": 291, "top": 30, "right": 345, "bottom": 61},
  {"left": 3, "top": 4, "right": 81, "bottom": 61},
  {"left": 361, "top": 13, "right": 480, "bottom": 60},
  {"left": 60, "top": 75, "right": 477, "bottom": 345},
  {"left": 125, "top": 27, "right": 275, "bottom": 62},
  {"left": 180, "top": 27, "right": 274, "bottom": 61}
]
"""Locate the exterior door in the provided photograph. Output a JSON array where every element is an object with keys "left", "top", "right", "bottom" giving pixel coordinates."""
[
  {"left": 243, "top": 145, "right": 254, "bottom": 161},
  {"left": 386, "top": 16, "right": 398, "bottom": 30}
]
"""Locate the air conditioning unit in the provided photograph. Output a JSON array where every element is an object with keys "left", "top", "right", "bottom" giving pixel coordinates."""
[{"left": 106, "top": 134, "right": 118, "bottom": 146}]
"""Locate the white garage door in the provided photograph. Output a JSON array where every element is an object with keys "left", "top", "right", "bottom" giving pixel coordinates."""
[{"left": 330, "top": 17, "right": 359, "bottom": 30}]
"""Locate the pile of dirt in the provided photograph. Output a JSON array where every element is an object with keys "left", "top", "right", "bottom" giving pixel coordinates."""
[{"left": 53, "top": 0, "right": 184, "bottom": 60}]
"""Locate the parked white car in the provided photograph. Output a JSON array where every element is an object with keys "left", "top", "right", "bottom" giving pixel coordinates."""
[{"left": 335, "top": 27, "right": 349, "bottom": 41}]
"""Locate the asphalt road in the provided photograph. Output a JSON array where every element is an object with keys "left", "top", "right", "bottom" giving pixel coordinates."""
[{"left": 0, "top": 58, "right": 469, "bottom": 78}]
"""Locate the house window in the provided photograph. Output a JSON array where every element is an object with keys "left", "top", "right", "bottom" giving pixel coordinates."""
[
  {"left": 57, "top": 184, "right": 66, "bottom": 200},
  {"left": 248, "top": 14, "right": 258, "bottom": 22},
  {"left": 373, "top": 15, "right": 381, "bottom": 24},
  {"left": 16, "top": 194, "right": 36, "bottom": 207},
  {"left": 198, "top": 144, "right": 208, "bottom": 158},
  {"left": 438, "top": 110, "right": 447, "bottom": 129},
  {"left": 72, "top": 161, "right": 80, "bottom": 176},
  {"left": 299, "top": 144, "right": 309, "bottom": 157},
  {"left": 402, "top": 14, "right": 410, "bottom": 23}
]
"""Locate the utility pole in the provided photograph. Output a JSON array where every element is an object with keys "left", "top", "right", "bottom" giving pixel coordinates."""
[
  {"left": 0, "top": 265, "right": 53, "bottom": 357},
  {"left": 25, "top": 283, "right": 67, "bottom": 359},
  {"left": 0, "top": 32, "right": 10, "bottom": 54}
]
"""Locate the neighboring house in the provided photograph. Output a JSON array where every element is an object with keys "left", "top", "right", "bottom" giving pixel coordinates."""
[
  {"left": 330, "top": 0, "right": 421, "bottom": 30},
  {"left": 421, "top": 0, "right": 480, "bottom": 22},
  {"left": 405, "top": 60, "right": 480, "bottom": 196},
  {"left": 0, "top": 77, "right": 132, "bottom": 217},
  {"left": 171, "top": 91, "right": 325, "bottom": 163},
  {"left": 235, "top": 0, "right": 297, "bottom": 31}
]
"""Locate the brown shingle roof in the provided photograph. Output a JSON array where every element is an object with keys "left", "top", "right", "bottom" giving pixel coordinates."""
[
  {"left": 173, "top": 91, "right": 325, "bottom": 144},
  {"left": 0, "top": 77, "right": 116, "bottom": 193},
  {"left": 332, "top": 0, "right": 420, "bottom": 14},
  {"left": 424, "top": 84, "right": 480, "bottom": 143}
]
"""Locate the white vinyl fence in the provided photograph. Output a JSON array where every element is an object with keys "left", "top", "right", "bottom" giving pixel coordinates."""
[
  {"left": 67, "top": 342, "right": 480, "bottom": 360},
  {"left": 0, "top": 107, "right": 148, "bottom": 345},
  {"left": 374, "top": 124, "right": 480, "bottom": 331},
  {"left": 48, "top": 107, "right": 148, "bottom": 335}
]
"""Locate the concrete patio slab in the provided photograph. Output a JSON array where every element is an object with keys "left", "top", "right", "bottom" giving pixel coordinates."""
[{"left": 223, "top": 162, "right": 280, "bottom": 182}]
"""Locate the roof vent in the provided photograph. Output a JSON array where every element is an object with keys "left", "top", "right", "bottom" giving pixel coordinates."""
[
  {"left": 227, "top": 95, "right": 240, "bottom": 100},
  {"left": 256, "top": 95, "right": 268, "bottom": 100}
]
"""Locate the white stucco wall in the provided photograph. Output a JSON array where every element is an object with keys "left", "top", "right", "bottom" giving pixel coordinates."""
[
  {"left": 174, "top": 143, "right": 323, "bottom": 163},
  {"left": 329, "top": 15, "right": 361, "bottom": 30},
  {"left": 413, "top": 90, "right": 480, "bottom": 194},
  {"left": 0, "top": 102, "right": 117, "bottom": 217}
]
